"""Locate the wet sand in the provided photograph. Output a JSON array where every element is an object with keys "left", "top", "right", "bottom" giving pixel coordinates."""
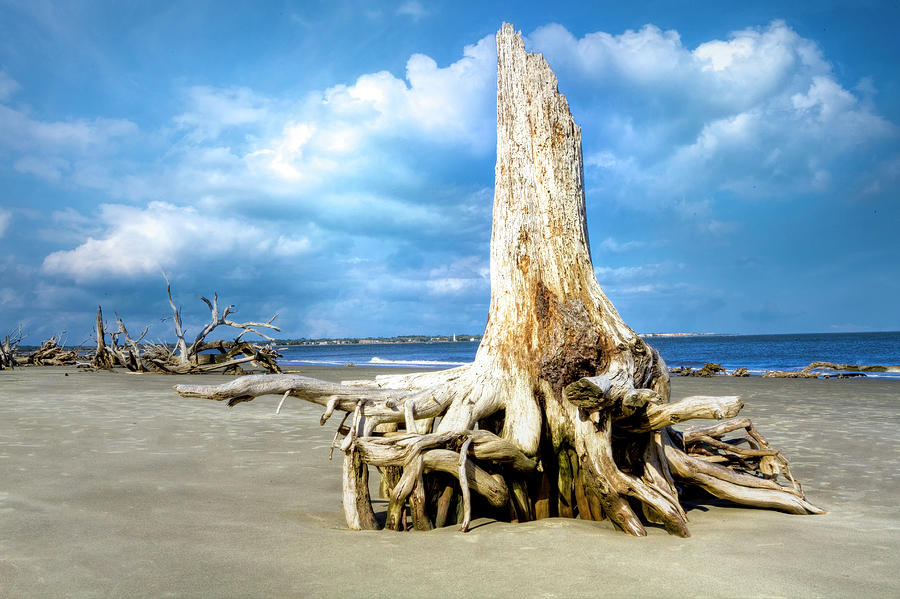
[{"left": 1, "top": 366, "right": 898, "bottom": 598}]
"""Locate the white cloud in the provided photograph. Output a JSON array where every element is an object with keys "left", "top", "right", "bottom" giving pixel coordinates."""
[
  {"left": 318, "top": 33, "right": 495, "bottom": 147},
  {"left": 528, "top": 23, "right": 691, "bottom": 89},
  {"left": 247, "top": 122, "right": 317, "bottom": 181},
  {"left": 0, "top": 104, "right": 137, "bottom": 153},
  {"left": 615, "top": 284, "right": 665, "bottom": 295},
  {"left": 594, "top": 262, "right": 683, "bottom": 283},
  {"left": 596, "top": 237, "right": 645, "bottom": 253},
  {"left": 9, "top": 20, "right": 898, "bottom": 341},
  {"left": 530, "top": 21, "right": 897, "bottom": 206},
  {"left": 41, "top": 202, "right": 312, "bottom": 282},
  {"left": 14, "top": 155, "right": 69, "bottom": 181},
  {"left": 425, "top": 256, "right": 490, "bottom": 297},
  {"left": 174, "top": 86, "right": 270, "bottom": 142},
  {"left": 166, "top": 35, "right": 495, "bottom": 192},
  {"left": 531, "top": 20, "right": 825, "bottom": 109}
]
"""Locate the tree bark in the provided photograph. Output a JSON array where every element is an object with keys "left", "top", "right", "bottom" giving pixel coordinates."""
[{"left": 174, "top": 23, "right": 822, "bottom": 535}]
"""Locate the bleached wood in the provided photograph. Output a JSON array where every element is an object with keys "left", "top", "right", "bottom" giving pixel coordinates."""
[
  {"left": 457, "top": 437, "right": 474, "bottom": 532},
  {"left": 173, "top": 22, "right": 823, "bottom": 535},
  {"left": 342, "top": 449, "right": 379, "bottom": 530},
  {"left": 275, "top": 390, "right": 290, "bottom": 414},
  {"left": 621, "top": 395, "right": 744, "bottom": 432},
  {"left": 662, "top": 430, "right": 824, "bottom": 514}
]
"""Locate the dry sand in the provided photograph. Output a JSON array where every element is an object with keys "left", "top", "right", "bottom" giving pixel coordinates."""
[{"left": 1, "top": 366, "right": 898, "bottom": 598}]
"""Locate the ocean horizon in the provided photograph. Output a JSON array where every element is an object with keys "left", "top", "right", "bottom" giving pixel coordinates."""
[{"left": 277, "top": 331, "right": 900, "bottom": 378}]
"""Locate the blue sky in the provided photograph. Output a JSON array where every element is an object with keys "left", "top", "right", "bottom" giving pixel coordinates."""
[{"left": 1, "top": 0, "right": 898, "bottom": 344}]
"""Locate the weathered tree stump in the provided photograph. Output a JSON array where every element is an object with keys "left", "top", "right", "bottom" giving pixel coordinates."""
[
  {"left": 175, "top": 24, "right": 822, "bottom": 535},
  {"left": 0, "top": 326, "right": 23, "bottom": 370}
]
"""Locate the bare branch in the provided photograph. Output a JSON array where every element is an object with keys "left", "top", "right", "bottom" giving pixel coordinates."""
[{"left": 162, "top": 271, "right": 188, "bottom": 362}]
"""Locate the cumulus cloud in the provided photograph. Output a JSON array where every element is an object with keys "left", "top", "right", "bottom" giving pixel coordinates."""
[
  {"left": 159, "top": 36, "right": 495, "bottom": 206},
  {"left": 7, "top": 19, "right": 898, "bottom": 338},
  {"left": 41, "top": 202, "right": 312, "bottom": 282},
  {"left": 529, "top": 20, "right": 897, "bottom": 206},
  {"left": 296, "top": 33, "right": 495, "bottom": 152}
]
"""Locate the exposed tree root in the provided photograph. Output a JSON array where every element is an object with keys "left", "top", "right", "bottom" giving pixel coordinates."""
[
  {"left": 172, "top": 23, "right": 822, "bottom": 537},
  {"left": 175, "top": 366, "right": 822, "bottom": 535}
]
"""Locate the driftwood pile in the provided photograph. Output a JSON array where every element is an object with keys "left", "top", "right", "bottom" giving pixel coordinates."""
[
  {"left": 1, "top": 280, "right": 282, "bottom": 375},
  {"left": 25, "top": 335, "right": 79, "bottom": 366},
  {"left": 89, "top": 276, "right": 282, "bottom": 375},
  {"left": 763, "top": 361, "right": 892, "bottom": 379},
  {"left": 670, "top": 361, "right": 892, "bottom": 379}
]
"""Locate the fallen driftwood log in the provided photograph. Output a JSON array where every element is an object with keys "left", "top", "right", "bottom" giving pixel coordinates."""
[
  {"left": 174, "top": 24, "right": 823, "bottom": 536},
  {"left": 764, "top": 361, "right": 897, "bottom": 379},
  {"left": 800, "top": 361, "right": 896, "bottom": 374},
  {"left": 668, "top": 360, "right": 896, "bottom": 379},
  {"left": 692, "top": 363, "right": 725, "bottom": 377},
  {"left": 763, "top": 370, "right": 819, "bottom": 379}
]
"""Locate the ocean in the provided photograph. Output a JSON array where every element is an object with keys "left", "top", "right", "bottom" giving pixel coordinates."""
[{"left": 278, "top": 331, "right": 900, "bottom": 378}]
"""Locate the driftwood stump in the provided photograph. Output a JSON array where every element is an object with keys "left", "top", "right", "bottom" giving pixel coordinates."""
[
  {"left": 0, "top": 326, "right": 23, "bottom": 369},
  {"left": 175, "top": 24, "right": 822, "bottom": 535}
]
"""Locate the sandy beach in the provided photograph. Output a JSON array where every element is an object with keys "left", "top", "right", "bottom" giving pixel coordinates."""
[{"left": 1, "top": 366, "right": 897, "bottom": 598}]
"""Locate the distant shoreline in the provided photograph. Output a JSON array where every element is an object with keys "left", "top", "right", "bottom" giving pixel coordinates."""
[
  {"left": 275, "top": 330, "right": 900, "bottom": 346},
  {"left": 14, "top": 330, "right": 899, "bottom": 352}
]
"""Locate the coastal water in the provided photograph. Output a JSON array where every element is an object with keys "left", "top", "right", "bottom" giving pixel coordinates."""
[
  {"left": 279, "top": 332, "right": 900, "bottom": 378},
  {"left": 647, "top": 332, "right": 900, "bottom": 376}
]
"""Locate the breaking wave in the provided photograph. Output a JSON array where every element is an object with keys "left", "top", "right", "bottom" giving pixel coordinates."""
[{"left": 369, "top": 357, "right": 467, "bottom": 367}]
